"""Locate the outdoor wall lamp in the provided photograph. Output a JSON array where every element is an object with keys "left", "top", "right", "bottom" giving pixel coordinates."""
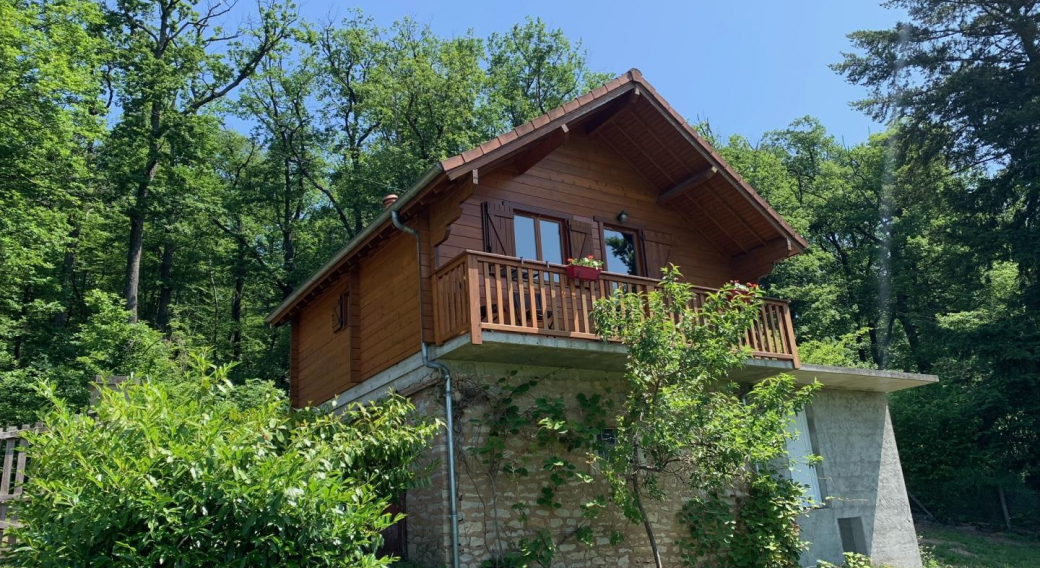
[{"left": 617, "top": 210, "right": 629, "bottom": 223}]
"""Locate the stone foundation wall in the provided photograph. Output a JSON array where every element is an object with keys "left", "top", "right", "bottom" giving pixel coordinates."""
[{"left": 401, "top": 362, "right": 921, "bottom": 568}]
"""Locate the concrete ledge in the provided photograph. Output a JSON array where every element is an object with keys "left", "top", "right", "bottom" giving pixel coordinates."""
[{"left": 332, "top": 332, "right": 938, "bottom": 408}]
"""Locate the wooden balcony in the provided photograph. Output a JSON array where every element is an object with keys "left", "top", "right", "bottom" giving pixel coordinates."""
[{"left": 432, "top": 251, "right": 800, "bottom": 367}]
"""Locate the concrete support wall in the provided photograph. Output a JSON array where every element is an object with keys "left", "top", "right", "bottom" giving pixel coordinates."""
[
  {"left": 798, "top": 390, "right": 921, "bottom": 568},
  {"left": 401, "top": 362, "right": 921, "bottom": 568}
]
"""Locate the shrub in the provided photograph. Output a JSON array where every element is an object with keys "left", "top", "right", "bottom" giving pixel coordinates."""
[{"left": 7, "top": 357, "right": 439, "bottom": 567}]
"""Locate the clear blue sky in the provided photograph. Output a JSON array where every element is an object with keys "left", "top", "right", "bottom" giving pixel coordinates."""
[{"left": 259, "top": 0, "right": 905, "bottom": 145}]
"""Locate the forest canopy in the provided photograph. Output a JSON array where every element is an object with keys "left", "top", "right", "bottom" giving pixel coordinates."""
[{"left": 1, "top": 0, "right": 1038, "bottom": 523}]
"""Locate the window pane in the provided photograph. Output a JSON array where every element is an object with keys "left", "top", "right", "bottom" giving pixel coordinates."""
[
  {"left": 514, "top": 215, "right": 537, "bottom": 259},
  {"left": 604, "top": 228, "right": 639, "bottom": 275},
  {"left": 785, "top": 409, "right": 822, "bottom": 505},
  {"left": 539, "top": 220, "right": 563, "bottom": 264}
]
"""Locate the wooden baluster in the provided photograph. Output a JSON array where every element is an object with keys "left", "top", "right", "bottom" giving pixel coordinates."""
[
  {"left": 569, "top": 276, "right": 581, "bottom": 332},
  {"left": 483, "top": 261, "right": 493, "bottom": 327},
  {"left": 579, "top": 280, "right": 591, "bottom": 333},
  {"left": 13, "top": 428, "right": 27, "bottom": 497},
  {"left": 768, "top": 304, "right": 782, "bottom": 354},
  {"left": 493, "top": 263, "right": 504, "bottom": 327},
  {"left": 782, "top": 303, "right": 800, "bottom": 367},
  {"left": 432, "top": 270, "right": 443, "bottom": 344},
  {"left": 558, "top": 272, "right": 571, "bottom": 332},
  {"left": 506, "top": 267, "right": 517, "bottom": 327},
  {"left": 516, "top": 266, "right": 528, "bottom": 329},
  {"left": 1, "top": 428, "right": 14, "bottom": 499},
  {"left": 544, "top": 268, "right": 553, "bottom": 328},
  {"left": 765, "top": 304, "right": 779, "bottom": 355},
  {"left": 444, "top": 271, "right": 454, "bottom": 336},
  {"left": 466, "top": 255, "right": 482, "bottom": 344},
  {"left": 528, "top": 267, "right": 539, "bottom": 330}
]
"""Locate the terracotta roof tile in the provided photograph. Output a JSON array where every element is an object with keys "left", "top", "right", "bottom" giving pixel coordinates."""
[
  {"left": 481, "top": 136, "right": 503, "bottom": 153},
  {"left": 498, "top": 130, "right": 519, "bottom": 145},
  {"left": 461, "top": 147, "right": 485, "bottom": 162},
  {"left": 441, "top": 154, "right": 465, "bottom": 170}
]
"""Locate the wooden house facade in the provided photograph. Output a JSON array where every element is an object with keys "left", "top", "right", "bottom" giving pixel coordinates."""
[{"left": 267, "top": 69, "right": 934, "bottom": 568}]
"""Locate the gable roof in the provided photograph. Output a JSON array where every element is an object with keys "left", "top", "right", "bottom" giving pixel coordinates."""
[{"left": 266, "top": 68, "right": 807, "bottom": 326}]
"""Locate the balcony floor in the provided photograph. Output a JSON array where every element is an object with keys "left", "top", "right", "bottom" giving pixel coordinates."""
[{"left": 436, "top": 330, "right": 937, "bottom": 393}]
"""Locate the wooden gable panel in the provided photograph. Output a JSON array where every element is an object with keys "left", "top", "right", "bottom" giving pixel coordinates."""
[{"left": 438, "top": 133, "right": 733, "bottom": 287}]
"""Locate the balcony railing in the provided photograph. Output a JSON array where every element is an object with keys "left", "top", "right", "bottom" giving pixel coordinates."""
[{"left": 432, "top": 250, "right": 799, "bottom": 366}]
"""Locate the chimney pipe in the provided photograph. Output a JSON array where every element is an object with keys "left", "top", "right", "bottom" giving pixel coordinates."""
[{"left": 382, "top": 193, "right": 399, "bottom": 209}]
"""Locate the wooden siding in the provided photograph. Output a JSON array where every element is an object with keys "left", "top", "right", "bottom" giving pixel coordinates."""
[
  {"left": 296, "top": 273, "right": 353, "bottom": 406},
  {"left": 358, "top": 229, "right": 423, "bottom": 381},
  {"left": 292, "top": 132, "right": 798, "bottom": 405},
  {"left": 436, "top": 133, "right": 734, "bottom": 288}
]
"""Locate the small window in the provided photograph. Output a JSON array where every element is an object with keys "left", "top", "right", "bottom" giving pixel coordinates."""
[
  {"left": 514, "top": 214, "right": 564, "bottom": 263},
  {"left": 331, "top": 292, "right": 346, "bottom": 332},
  {"left": 603, "top": 227, "right": 640, "bottom": 275},
  {"left": 785, "top": 409, "right": 823, "bottom": 506},
  {"left": 838, "top": 517, "right": 867, "bottom": 555},
  {"left": 597, "top": 428, "right": 618, "bottom": 460}
]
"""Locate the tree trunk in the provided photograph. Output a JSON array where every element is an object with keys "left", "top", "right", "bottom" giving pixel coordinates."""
[
  {"left": 230, "top": 218, "right": 245, "bottom": 361},
  {"left": 123, "top": 100, "right": 162, "bottom": 323},
  {"left": 629, "top": 473, "right": 663, "bottom": 568},
  {"left": 53, "top": 221, "right": 82, "bottom": 328},
  {"left": 156, "top": 240, "right": 175, "bottom": 333}
]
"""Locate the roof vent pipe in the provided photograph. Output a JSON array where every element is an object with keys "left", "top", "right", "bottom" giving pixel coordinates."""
[
  {"left": 382, "top": 193, "right": 399, "bottom": 209},
  {"left": 390, "top": 210, "right": 461, "bottom": 568}
]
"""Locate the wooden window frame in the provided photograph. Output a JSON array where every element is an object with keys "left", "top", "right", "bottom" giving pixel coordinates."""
[
  {"left": 332, "top": 291, "right": 348, "bottom": 333},
  {"left": 513, "top": 210, "right": 567, "bottom": 263},
  {"left": 600, "top": 224, "right": 644, "bottom": 276}
]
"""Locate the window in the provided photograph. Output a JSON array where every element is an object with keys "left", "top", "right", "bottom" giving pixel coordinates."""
[
  {"left": 785, "top": 409, "right": 823, "bottom": 506},
  {"left": 602, "top": 227, "right": 641, "bottom": 275},
  {"left": 838, "top": 517, "right": 867, "bottom": 555},
  {"left": 513, "top": 214, "right": 564, "bottom": 263},
  {"left": 331, "top": 292, "right": 346, "bottom": 332}
]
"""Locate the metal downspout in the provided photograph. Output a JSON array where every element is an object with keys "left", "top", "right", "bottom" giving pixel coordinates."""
[{"left": 391, "top": 211, "right": 461, "bottom": 568}]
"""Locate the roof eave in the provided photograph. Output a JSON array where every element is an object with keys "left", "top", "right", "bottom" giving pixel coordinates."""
[{"left": 265, "top": 164, "right": 446, "bottom": 327}]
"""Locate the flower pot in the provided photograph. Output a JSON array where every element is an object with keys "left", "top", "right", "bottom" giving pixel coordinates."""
[{"left": 567, "top": 265, "right": 602, "bottom": 281}]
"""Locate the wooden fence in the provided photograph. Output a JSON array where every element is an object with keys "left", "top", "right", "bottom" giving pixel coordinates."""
[{"left": 0, "top": 424, "right": 38, "bottom": 547}]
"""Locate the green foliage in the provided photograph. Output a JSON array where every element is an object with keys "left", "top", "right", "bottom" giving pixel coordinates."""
[
  {"left": 833, "top": 0, "right": 1040, "bottom": 491},
  {"left": 682, "top": 470, "right": 807, "bottom": 568},
  {"left": 0, "top": 290, "right": 181, "bottom": 425},
  {"left": 591, "top": 267, "right": 819, "bottom": 568},
  {"left": 463, "top": 373, "right": 620, "bottom": 568},
  {"left": 816, "top": 553, "right": 885, "bottom": 568},
  {"left": 485, "top": 17, "right": 611, "bottom": 129},
  {"left": 0, "top": 2, "right": 608, "bottom": 422},
  {"left": 7, "top": 356, "right": 438, "bottom": 567}
]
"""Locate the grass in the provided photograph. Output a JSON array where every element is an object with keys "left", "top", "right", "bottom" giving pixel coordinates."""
[{"left": 917, "top": 522, "right": 1040, "bottom": 568}]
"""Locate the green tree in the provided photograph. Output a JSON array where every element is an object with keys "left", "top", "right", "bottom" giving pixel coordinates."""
[
  {"left": 486, "top": 17, "right": 611, "bottom": 129},
  {"left": 8, "top": 357, "right": 438, "bottom": 567},
  {"left": 102, "top": 0, "right": 296, "bottom": 322},
  {"left": 592, "top": 269, "right": 818, "bottom": 568},
  {"left": 837, "top": 0, "right": 1040, "bottom": 487}
]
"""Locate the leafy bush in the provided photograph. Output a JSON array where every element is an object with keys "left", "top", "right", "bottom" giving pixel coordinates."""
[
  {"left": 7, "top": 357, "right": 439, "bottom": 567},
  {"left": 0, "top": 290, "right": 182, "bottom": 425}
]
